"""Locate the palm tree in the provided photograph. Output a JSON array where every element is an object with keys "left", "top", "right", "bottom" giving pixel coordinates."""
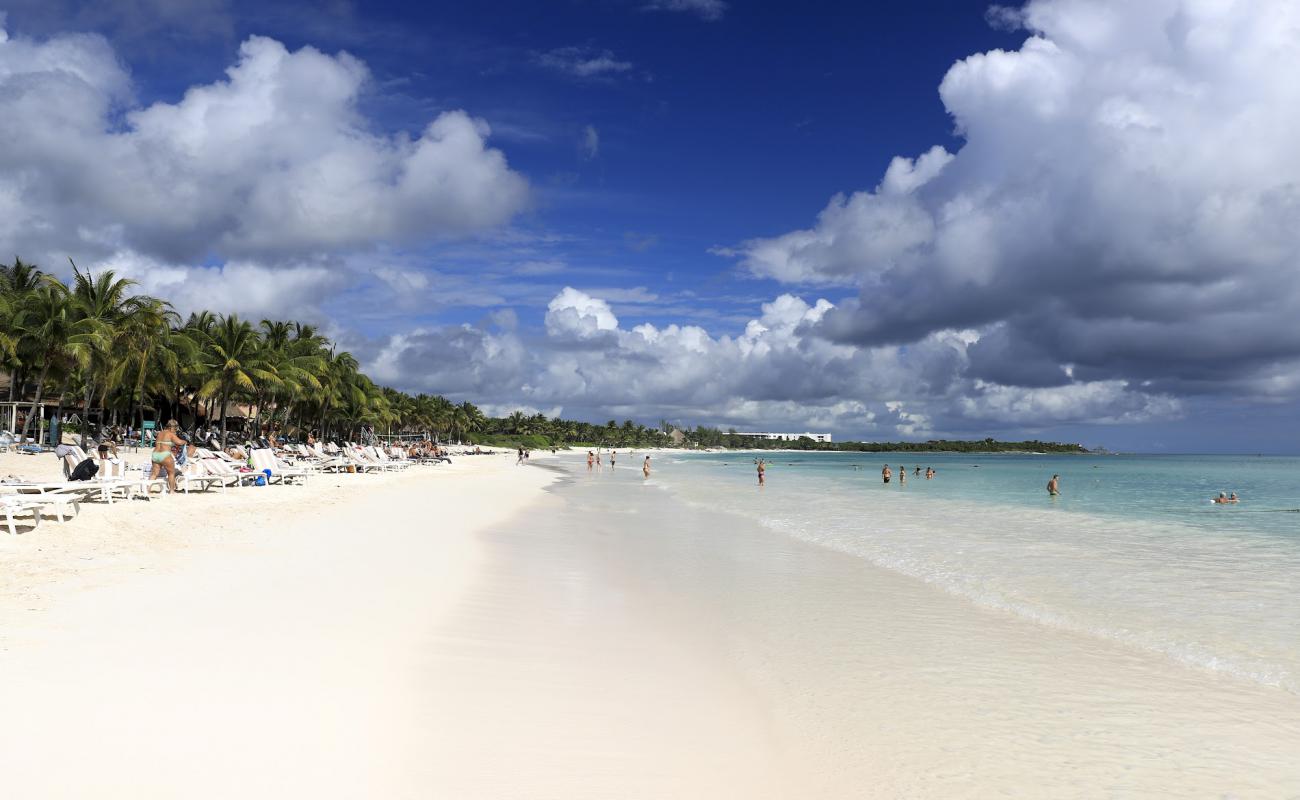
[
  {"left": 13, "top": 279, "right": 98, "bottom": 439},
  {"left": 2, "top": 258, "right": 46, "bottom": 402},
  {"left": 105, "top": 296, "right": 180, "bottom": 430},
  {"left": 314, "top": 348, "right": 360, "bottom": 441},
  {"left": 69, "top": 266, "right": 156, "bottom": 447},
  {"left": 199, "top": 314, "right": 279, "bottom": 445}
]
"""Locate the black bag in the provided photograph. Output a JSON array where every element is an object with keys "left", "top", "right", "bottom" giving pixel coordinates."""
[{"left": 69, "top": 458, "right": 99, "bottom": 481}]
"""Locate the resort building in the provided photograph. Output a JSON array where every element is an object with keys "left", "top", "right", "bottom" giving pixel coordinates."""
[{"left": 736, "top": 431, "right": 833, "bottom": 443}]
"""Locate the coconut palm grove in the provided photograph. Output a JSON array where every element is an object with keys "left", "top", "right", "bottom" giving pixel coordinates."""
[{"left": 0, "top": 257, "right": 679, "bottom": 449}]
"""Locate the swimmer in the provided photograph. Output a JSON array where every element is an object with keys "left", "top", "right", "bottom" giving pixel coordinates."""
[
  {"left": 914, "top": 466, "right": 921, "bottom": 476},
  {"left": 1213, "top": 492, "right": 1239, "bottom": 504},
  {"left": 925, "top": 467, "right": 935, "bottom": 480},
  {"left": 882, "top": 464, "right": 892, "bottom": 484},
  {"left": 1047, "top": 474, "right": 1060, "bottom": 496}
]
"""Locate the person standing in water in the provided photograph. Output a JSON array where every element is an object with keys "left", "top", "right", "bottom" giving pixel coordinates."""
[
  {"left": 587, "top": 451, "right": 594, "bottom": 470},
  {"left": 1047, "top": 474, "right": 1060, "bottom": 496},
  {"left": 642, "top": 455, "right": 651, "bottom": 478},
  {"left": 757, "top": 458, "right": 766, "bottom": 487},
  {"left": 610, "top": 450, "right": 616, "bottom": 467},
  {"left": 898, "top": 465, "right": 906, "bottom": 484},
  {"left": 882, "top": 464, "right": 892, "bottom": 484}
]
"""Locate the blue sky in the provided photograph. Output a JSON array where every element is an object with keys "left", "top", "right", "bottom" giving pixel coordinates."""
[{"left": 4, "top": 0, "right": 1300, "bottom": 452}]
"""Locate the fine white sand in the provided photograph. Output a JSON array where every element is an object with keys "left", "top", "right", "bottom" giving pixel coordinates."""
[{"left": 0, "top": 450, "right": 557, "bottom": 798}]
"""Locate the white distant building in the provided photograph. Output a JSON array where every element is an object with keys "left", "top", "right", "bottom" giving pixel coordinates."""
[{"left": 736, "top": 431, "right": 833, "bottom": 443}]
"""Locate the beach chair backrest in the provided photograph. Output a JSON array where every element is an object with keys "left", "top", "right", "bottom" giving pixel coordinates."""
[
  {"left": 250, "top": 449, "right": 275, "bottom": 472},
  {"left": 201, "top": 458, "right": 234, "bottom": 476}
]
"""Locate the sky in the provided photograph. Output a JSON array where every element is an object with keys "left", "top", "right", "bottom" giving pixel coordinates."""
[{"left": 2, "top": 0, "right": 1300, "bottom": 452}]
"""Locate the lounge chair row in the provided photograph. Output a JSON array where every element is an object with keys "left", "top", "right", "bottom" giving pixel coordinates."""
[{"left": 1, "top": 440, "right": 451, "bottom": 535}]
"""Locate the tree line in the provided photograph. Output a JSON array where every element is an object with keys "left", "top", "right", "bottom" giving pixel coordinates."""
[
  {"left": 0, "top": 258, "right": 677, "bottom": 448},
  {"left": 2, "top": 257, "right": 1085, "bottom": 453},
  {"left": 683, "top": 427, "right": 1087, "bottom": 453}
]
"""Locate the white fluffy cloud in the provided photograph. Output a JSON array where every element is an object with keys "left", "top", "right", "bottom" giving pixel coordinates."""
[
  {"left": 739, "top": 0, "right": 1300, "bottom": 402},
  {"left": 0, "top": 27, "right": 528, "bottom": 268},
  {"left": 369, "top": 287, "right": 1178, "bottom": 437}
]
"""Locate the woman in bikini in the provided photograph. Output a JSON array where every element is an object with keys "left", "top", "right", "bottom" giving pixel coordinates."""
[{"left": 149, "top": 419, "right": 187, "bottom": 493}]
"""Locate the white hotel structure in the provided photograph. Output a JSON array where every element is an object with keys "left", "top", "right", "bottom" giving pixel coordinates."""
[{"left": 736, "top": 431, "right": 833, "bottom": 443}]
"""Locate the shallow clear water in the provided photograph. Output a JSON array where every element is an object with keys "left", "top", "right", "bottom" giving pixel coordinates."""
[{"left": 627, "top": 451, "right": 1300, "bottom": 694}]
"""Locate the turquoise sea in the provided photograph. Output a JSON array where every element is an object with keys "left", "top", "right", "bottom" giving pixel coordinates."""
[{"left": 639, "top": 451, "right": 1300, "bottom": 694}]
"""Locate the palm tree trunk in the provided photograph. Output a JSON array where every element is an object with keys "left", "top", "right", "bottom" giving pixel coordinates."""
[
  {"left": 19, "top": 361, "right": 52, "bottom": 440},
  {"left": 52, "top": 376, "right": 69, "bottom": 444},
  {"left": 219, "top": 379, "right": 230, "bottom": 446},
  {"left": 80, "top": 381, "right": 94, "bottom": 449}
]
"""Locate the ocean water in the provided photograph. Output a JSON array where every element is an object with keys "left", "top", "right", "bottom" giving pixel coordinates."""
[{"left": 631, "top": 451, "right": 1300, "bottom": 695}]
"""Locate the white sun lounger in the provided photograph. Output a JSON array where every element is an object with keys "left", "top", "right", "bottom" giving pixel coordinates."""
[
  {"left": 197, "top": 458, "right": 264, "bottom": 488},
  {"left": 176, "top": 460, "right": 239, "bottom": 494},
  {"left": 0, "top": 490, "right": 81, "bottom": 526},
  {"left": 2, "top": 496, "right": 45, "bottom": 535},
  {"left": 249, "top": 449, "right": 308, "bottom": 485},
  {"left": 309, "top": 443, "right": 349, "bottom": 472},
  {"left": 366, "top": 446, "right": 409, "bottom": 471}
]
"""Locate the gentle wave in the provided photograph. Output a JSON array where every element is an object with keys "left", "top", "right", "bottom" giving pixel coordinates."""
[{"left": 653, "top": 454, "right": 1300, "bottom": 695}]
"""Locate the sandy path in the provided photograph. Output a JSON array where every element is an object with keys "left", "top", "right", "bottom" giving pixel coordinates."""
[{"left": 0, "top": 454, "right": 554, "bottom": 798}]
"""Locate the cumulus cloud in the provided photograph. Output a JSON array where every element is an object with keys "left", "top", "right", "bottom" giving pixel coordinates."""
[
  {"left": 535, "top": 46, "right": 633, "bottom": 79},
  {"left": 102, "top": 252, "right": 350, "bottom": 320},
  {"left": 736, "top": 0, "right": 1300, "bottom": 405},
  {"left": 0, "top": 27, "right": 529, "bottom": 270},
  {"left": 366, "top": 287, "right": 1178, "bottom": 438},
  {"left": 644, "top": 0, "right": 727, "bottom": 22}
]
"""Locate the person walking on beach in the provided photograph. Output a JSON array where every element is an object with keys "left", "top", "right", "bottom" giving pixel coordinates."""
[
  {"left": 516, "top": 446, "right": 525, "bottom": 466},
  {"left": 882, "top": 464, "right": 892, "bottom": 484},
  {"left": 597, "top": 450, "right": 602, "bottom": 466},
  {"left": 149, "top": 419, "right": 187, "bottom": 493},
  {"left": 757, "top": 458, "right": 766, "bottom": 487},
  {"left": 642, "top": 455, "right": 651, "bottom": 478},
  {"left": 1047, "top": 474, "right": 1060, "bottom": 496},
  {"left": 610, "top": 450, "right": 616, "bottom": 467}
]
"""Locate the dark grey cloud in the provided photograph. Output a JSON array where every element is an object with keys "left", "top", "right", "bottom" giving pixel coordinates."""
[{"left": 738, "top": 0, "right": 1300, "bottom": 411}]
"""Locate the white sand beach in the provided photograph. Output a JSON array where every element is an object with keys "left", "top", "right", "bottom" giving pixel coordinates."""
[
  {"left": 0, "top": 451, "right": 557, "bottom": 797},
  {"left": 3, "top": 450, "right": 1299, "bottom": 798}
]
